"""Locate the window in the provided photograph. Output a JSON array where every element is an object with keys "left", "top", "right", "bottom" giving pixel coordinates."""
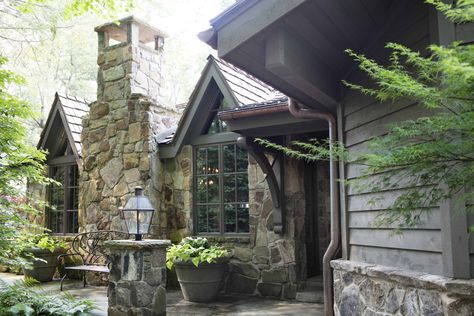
[
  {"left": 48, "top": 164, "right": 79, "bottom": 234},
  {"left": 194, "top": 143, "right": 249, "bottom": 234}
]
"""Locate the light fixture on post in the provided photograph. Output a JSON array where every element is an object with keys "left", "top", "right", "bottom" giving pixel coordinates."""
[{"left": 122, "top": 186, "right": 155, "bottom": 241}]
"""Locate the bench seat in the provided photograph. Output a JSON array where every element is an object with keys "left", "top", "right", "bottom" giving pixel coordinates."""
[
  {"left": 58, "top": 230, "right": 130, "bottom": 291},
  {"left": 65, "top": 265, "right": 110, "bottom": 273}
]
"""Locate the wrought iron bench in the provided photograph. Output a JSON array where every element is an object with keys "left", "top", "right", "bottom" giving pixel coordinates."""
[{"left": 57, "top": 230, "right": 130, "bottom": 291}]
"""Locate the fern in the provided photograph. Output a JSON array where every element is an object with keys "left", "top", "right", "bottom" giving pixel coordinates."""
[{"left": 0, "top": 278, "right": 95, "bottom": 316}]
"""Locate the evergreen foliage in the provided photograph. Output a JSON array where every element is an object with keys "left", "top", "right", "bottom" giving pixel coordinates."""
[{"left": 257, "top": 1, "right": 474, "bottom": 232}]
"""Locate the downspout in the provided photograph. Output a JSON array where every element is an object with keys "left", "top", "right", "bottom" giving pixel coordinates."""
[{"left": 288, "top": 99, "right": 340, "bottom": 316}]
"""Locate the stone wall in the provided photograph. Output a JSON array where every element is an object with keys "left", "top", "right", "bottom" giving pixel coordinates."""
[
  {"left": 160, "top": 147, "right": 331, "bottom": 299},
  {"left": 331, "top": 259, "right": 474, "bottom": 316},
  {"left": 80, "top": 36, "right": 179, "bottom": 234}
]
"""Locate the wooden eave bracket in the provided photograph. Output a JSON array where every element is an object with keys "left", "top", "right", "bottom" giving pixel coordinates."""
[{"left": 237, "top": 136, "right": 285, "bottom": 234}]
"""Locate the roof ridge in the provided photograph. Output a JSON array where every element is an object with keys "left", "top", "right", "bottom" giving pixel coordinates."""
[{"left": 58, "top": 93, "right": 89, "bottom": 105}]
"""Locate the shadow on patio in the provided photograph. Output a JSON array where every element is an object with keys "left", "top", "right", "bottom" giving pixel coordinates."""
[{"left": 0, "top": 273, "right": 323, "bottom": 316}]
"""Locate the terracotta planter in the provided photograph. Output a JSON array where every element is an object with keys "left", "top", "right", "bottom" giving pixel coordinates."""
[
  {"left": 22, "top": 248, "right": 64, "bottom": 282},
  {"left": 174, "top": 259, "right": 228, "bottom": 302}
]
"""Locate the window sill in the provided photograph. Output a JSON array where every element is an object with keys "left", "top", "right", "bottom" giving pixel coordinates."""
[
  {"left": 196, "top": 234, "right": 250, "bottom": 244},
  {"left": 51, "top": 234, "right": 76, "bottom": 242}
]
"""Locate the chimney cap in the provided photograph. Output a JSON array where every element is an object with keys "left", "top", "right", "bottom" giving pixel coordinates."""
[{"left": 95, "top": 15, "right": 167, "bottom": 44}]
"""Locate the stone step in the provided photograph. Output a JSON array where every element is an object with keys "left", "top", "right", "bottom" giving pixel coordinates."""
[
  {"left": 295, "top": 290, "right": 324, "bottom": 304},
  {"left": 306, "top": 278, "right": 324, "bottom": 290}
]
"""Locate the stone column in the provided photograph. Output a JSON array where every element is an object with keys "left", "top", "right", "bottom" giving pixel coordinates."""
[{"left": 105, "top": 240, "right": 171, "bottom": 316}]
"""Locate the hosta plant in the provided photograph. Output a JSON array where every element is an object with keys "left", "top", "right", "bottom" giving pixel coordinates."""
[{"left": 166, "top": 237, "right": 228, "bottom": 269}]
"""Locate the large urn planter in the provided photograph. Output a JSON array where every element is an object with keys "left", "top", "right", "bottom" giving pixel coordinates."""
[
  {"left": 174, "top": 258, "right": 228, "bottom": 302},
  {"left": 22, "top": 247, "right": 65, "bottom": 282},
  {"left": 166, "top": 237, "right": 229, "bottom": 303}
]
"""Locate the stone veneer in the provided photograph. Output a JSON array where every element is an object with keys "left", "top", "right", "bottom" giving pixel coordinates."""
[
  {"left": 106, "top": 239, "right": 170, "bottom": 316},
  {"left": 331, "top": 259, "right": 474, "bottom": 316},
  {"left": 80, "top": 20, "right": 179, "bottom": 236},
  {"left": 159, "top": 145, "right": 330, "bottom": 299}
]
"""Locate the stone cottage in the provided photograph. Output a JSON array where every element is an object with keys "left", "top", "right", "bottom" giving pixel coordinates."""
[{"left": 37, "top": 16, "right": 329, "bottom": 302}]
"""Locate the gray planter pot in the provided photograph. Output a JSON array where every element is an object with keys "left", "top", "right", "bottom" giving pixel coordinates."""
[
  {"left": 174, "top": 259, "right": 228, "bottom": 302},
  {"left": 22, "top": 248, "right": 64, "bottom": 282}
]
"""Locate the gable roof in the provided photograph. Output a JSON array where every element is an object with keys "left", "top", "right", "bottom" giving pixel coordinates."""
[
  {"left": 213, "top": 57, "right": 281, "bottom": 106},
  {"left": 158, "top": 55, "right": 282, "bottom": 157},
  {"left": 38, "top": 93, "right": 89, "bottom": 162}
]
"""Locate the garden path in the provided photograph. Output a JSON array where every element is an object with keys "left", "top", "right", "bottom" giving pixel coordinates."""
[{"left": 0, "top": 272, "right": 323, "bottom": 315}]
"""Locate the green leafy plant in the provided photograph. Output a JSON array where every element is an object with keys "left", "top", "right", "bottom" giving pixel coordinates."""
[
  {"left": 19, "top": 233, "right": 67, "bottom": 253},
  {"left": 166, "top": 237, "right": 228, "bottom": 269},
  {"left": 0, "top": 278, "right": 95, "bottom": 316}
]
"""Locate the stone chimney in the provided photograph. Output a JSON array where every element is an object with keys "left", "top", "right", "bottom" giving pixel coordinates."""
[{"left": 79, "top": 17, "right": 175, "bottom": 234}]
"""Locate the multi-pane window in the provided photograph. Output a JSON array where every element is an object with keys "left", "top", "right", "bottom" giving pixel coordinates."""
[
  {"left": 195, "top": 144, "right": 249, "bottom": 234},
  {"left": 48, "top": 164, "right": 79, "bottom": 234}
]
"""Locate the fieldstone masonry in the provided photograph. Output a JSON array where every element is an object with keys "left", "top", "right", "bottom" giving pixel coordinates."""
[
  {"left": 105, "top": 239, "right": 171, "bottom": 316},
  {"left": 160, "top": 147, "right": 331, "bottom": 299},
  {"left": 332, "top": 259, "right": 474, "bottom": 316},
  {"left": 80, "top": 17, "right": 179, "bottom": 236}
]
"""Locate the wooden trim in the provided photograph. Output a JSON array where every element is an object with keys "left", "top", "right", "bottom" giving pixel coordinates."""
[
  {"left": 440, "top": 187, "right": 470, "bottom": 278},
  {"left": 337, "top": 102, "right": 348, "bottom": 260},
  {"left": 216, "top": 0, "right": 306, "bottom": 57},
  {"left": 47, "top": 155, "right": 76, "bottom": 166},
  {"left": 191, "top": 132, "right": 240, "bottom": 146},
  {"left": 431, "top": 2, "right": 469, "bottom": 278},
  {"left": 429, "top": 1, "right": 455, "bottom": 45},
  {"left": 158, "top": 61, "right": 240, "bottom": 159}
]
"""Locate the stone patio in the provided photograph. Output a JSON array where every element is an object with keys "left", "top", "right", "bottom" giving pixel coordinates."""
[{"left": 0, "top": 272, "right": 323, "bottom": 316}]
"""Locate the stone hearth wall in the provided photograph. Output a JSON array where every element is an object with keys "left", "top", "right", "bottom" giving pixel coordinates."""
[
  {"left": 160, "top": 148, "right": 330, "bottom": 299},
  {"left": 80, "top": 39, "right": 179, "bottom": 234},
  {"left": 332, "top": 260, "right": 474, "bottom": 316}
]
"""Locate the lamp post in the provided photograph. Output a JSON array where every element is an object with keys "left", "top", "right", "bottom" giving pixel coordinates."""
[{"left": 122, "top": 186, "right": 155, "bottom": 241}]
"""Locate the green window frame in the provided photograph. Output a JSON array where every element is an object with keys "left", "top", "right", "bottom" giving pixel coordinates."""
[{"left": 194, "top": 143, "right": 249, "bottom": 235}]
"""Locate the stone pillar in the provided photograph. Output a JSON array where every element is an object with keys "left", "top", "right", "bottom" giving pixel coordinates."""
[{"left": 105, "top": 239, "right": 171, "bottom": 316}]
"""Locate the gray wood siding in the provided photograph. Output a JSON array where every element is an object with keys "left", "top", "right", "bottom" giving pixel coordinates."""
[
  {"left": 341, "top": 3, "right": 447, "bottom": 275},
  {"left": 456, "top": 22, "right": 474, "bottom": 43}
]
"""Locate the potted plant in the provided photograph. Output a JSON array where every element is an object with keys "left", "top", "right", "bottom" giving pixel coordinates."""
[
  {"left": 166, "top": 237, "right": 229, "bottom": 302},
  {"left": 20, "top": 233, "right": 66, "bottom": 282}
]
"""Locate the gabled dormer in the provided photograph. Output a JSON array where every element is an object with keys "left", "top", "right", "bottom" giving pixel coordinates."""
[{"left": 37, "top": 93, "right": 88, "bottom": 234}]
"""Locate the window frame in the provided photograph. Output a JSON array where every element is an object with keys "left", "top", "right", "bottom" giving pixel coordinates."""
[
  {"left": 47, "top": 161, "right": 79, "bottom": 236},
  {"left": 192, "top": 141, "right": 250, "bottom": 237}
]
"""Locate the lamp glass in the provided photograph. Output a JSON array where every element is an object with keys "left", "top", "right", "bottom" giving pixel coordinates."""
[{"left": 122, "top": 187, "right": 155, "bottom": 240}]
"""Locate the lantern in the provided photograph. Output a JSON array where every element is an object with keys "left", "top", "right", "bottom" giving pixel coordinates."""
[{"left": 122, "top": 186, "right": 155, "bottom": 241}]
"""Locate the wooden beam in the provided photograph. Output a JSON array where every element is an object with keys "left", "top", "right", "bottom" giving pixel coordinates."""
[
  {"left": 47, "top": 155, "right": 76, "bottom": 166},
  {"left": 216, "top": 0, "right": 305, "bottom": 58},
  {"left": 237, "top": 136, "right": 285, "bottom": 234},
  {"left": 265, "top": 28, "right": 339, "bottom": 108}
]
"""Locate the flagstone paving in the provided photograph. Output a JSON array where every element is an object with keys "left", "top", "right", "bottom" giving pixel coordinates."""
[{"left": 0, "top": 272, "right": 323, "bottom": 315}]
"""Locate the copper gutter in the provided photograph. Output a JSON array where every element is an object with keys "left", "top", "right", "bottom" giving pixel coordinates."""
[
  {"left": 218, "top": 103, "right": 289, "bottom": 121},
  {"left": 288, "top": 98, "right": 339, "bottom": 316}
]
